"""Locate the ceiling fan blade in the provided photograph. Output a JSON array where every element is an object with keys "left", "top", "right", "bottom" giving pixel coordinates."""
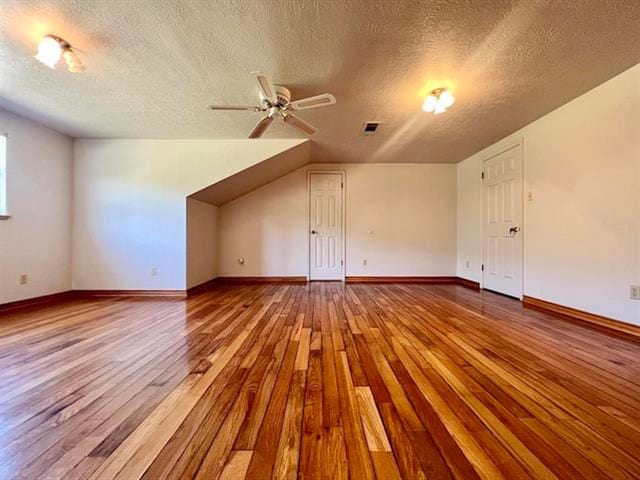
[
  {"left": 249, "top": 116, "right": 274, "bottom": 138},
  {"left": 284, "top": 114, "right": 319, "bottom": 136},
  {"left": 255, "top": 73, "right": 277, "bottom": 103},
  {"left": 289, "top": 93, "right": 336, "bottom": 110},
  {"left": 208, "top": 105, "right": 262, "bottom": 112}
]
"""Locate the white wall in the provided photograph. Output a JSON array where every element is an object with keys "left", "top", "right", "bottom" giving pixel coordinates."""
[
  {"left": 0, "top": 109, "right": 73, "bottom": 304},
  {"left": 456, "top": 157, "right": 482, "bottom": 283},
  {"left": 218, "top": 163, "right": 457, "bottom": 278},
  {"left": 186, "top": 198, "right": 218, "bottom": 289},
  {"left": 72, "top": 139, "right": 306, "bottom": 290},
  {"left": 457, "top": 64, "right": 640, "bottom": 325}
]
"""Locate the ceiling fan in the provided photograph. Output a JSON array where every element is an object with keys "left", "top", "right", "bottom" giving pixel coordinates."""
[{"left": 207, "top": 73, "right": 336, "bottom": 138}]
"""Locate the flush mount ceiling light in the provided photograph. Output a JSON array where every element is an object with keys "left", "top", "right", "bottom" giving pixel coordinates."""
[
  {"left": 35, "top": 35, "right": 85, "bottom": 73},
  {"left": 422, "top": 88, "right": 455, "bottom": 114}
]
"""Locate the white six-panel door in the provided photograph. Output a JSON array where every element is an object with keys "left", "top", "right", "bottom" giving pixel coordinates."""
[
  {"left": 309, "top": 173, "right": 344, "bottom": 280},
  {"left": 482, "top": 145, "right": 523, "bottom": 298}
]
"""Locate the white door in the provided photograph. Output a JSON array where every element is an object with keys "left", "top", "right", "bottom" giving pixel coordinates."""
[
  {"left": 309, "top": 173, "right": 344, "bottom": 280},
  {"left": 482, "top": 145, "right": 523, "bottom": 298}
]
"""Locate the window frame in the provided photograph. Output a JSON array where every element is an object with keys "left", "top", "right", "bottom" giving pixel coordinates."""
[{"left": 0, "top": 133, "right": 9, "bottom": 220}]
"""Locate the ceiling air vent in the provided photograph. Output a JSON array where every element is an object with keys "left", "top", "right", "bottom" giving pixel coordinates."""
[{"left": 361, "top": 121, "right": 381, "bottom": 135}]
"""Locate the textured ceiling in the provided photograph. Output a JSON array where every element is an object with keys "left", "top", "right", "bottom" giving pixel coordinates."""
[{"left": 1, "top": 0, "right": 639, "bottom": 163}]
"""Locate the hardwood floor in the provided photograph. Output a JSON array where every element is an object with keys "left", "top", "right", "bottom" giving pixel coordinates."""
[{"left": 1, "top": 282, "right": 639, "bottom": 479}]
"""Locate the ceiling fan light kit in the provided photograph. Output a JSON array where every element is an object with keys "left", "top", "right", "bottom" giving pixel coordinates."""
[{"left": 208, "top": 73, "right": 336, "bottom": 138}]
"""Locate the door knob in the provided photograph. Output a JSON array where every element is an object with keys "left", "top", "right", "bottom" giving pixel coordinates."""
[
  {"left": 509, "top": 226, "right": 520, "bottom": 235},
  {"left": 311, "top": 230, "right": 318, "bottom": 234}
]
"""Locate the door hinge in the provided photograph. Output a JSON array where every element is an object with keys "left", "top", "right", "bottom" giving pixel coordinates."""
[
  {"left": 341, "top": 182, "right": 344, "bottom": 188},
  {"left": 481, "top": 171, "right": 485, "bottom": 180},
  {"left": 341, "top": 260, "right": 344, "bottom": 266},
  {"left": 481, "top": 264, "right": 484, "bottom": 272}
]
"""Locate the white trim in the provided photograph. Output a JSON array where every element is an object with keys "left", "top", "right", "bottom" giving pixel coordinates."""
[
  {"left": 480, "top": 139, "right": 525, "bottom": 298},
  {"left": 307, "top": 170, "right": 346, "bottom": 281}
]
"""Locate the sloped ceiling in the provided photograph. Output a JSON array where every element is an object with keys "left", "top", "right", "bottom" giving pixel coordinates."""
[
  {"left": 190, "top": 140, "right": 310, "bottom": 206},
  {"left": 1, "top": 0, "right": 639, "bottom": 163}
]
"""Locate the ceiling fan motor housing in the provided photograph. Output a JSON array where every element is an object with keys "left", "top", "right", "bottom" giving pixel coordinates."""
[{"left": 274, "top": 85, "right": 291, "bottom": 105}]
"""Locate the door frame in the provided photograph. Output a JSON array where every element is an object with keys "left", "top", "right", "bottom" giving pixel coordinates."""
[
  {"left": 480, "top": 140, "right": 524, "bottom": 299},
  {"left": 307, "top": 170, "right": 346, "bottom": 281}
]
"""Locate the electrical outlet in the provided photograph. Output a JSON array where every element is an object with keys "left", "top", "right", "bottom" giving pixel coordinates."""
[
  {"left": 19, "top": 274, "right": 28, "bottom": 285},
  {"left": 363, "top": 259, "right": 367, "bottom": 266},
  {"left": 631, "top": 285, "right": 640, "bottom": 301},
  {"left": 238, "top": 257, "right": 245, "bottom": 265},
  {"left": 151, "top": 267, "right": 158, "bottom": 277}
]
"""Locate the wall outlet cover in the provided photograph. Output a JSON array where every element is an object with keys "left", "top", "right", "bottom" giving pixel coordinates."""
[
  {"left": 631, "top": 285, "right": 640, "bottom": 300},
  {"left": 19, "top": 274, "right": 28, "bottom": 285}
]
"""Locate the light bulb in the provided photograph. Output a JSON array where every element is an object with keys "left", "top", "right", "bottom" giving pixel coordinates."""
[
  {"left": 439, "top": 90, "right": 455, "bottom": 109},
  {"left": 422, "top": 94, "right": 437, "bottom": 112},
  {"left": 35, "top": 36, "right": 63, "bottom": 68}
]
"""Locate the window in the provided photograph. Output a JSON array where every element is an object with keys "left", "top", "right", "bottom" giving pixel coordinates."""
[
  {"left": 0, "top": 135, "right": 7, "bottom": 215},
  {"left": 0, "top": 135, "right": 6, "bottom": 216}
]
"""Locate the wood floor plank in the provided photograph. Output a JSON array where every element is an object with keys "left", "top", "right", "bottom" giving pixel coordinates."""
[
  {"left": 370, "top": 451, "right": 402, "bottom": 480},
  {"left": 243, "top": 333, "right": 299, "bottom": 478},
  {"left": 0, "top": 282, "right": 639, "bottom": 479},
  {"left": 219, "top": 450, "right": 252, "bottom": 480},
  {"left": 273, "top": 370, "right": 306, "bottom": 480},
  {"left": 335, "top": 351, "right": 375, "bottom": 480},
  {"left": 193, "top": 382, "right": 253, "bottom": 479},
  {"left": 295, "top": 328, "right": 311, "bottom": 371},
  {"left": 299, "top": 351, "right": 323, "bottom": 479},
  {"left": 354, "top": 386, "right": 391, "bottom": 452}
]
